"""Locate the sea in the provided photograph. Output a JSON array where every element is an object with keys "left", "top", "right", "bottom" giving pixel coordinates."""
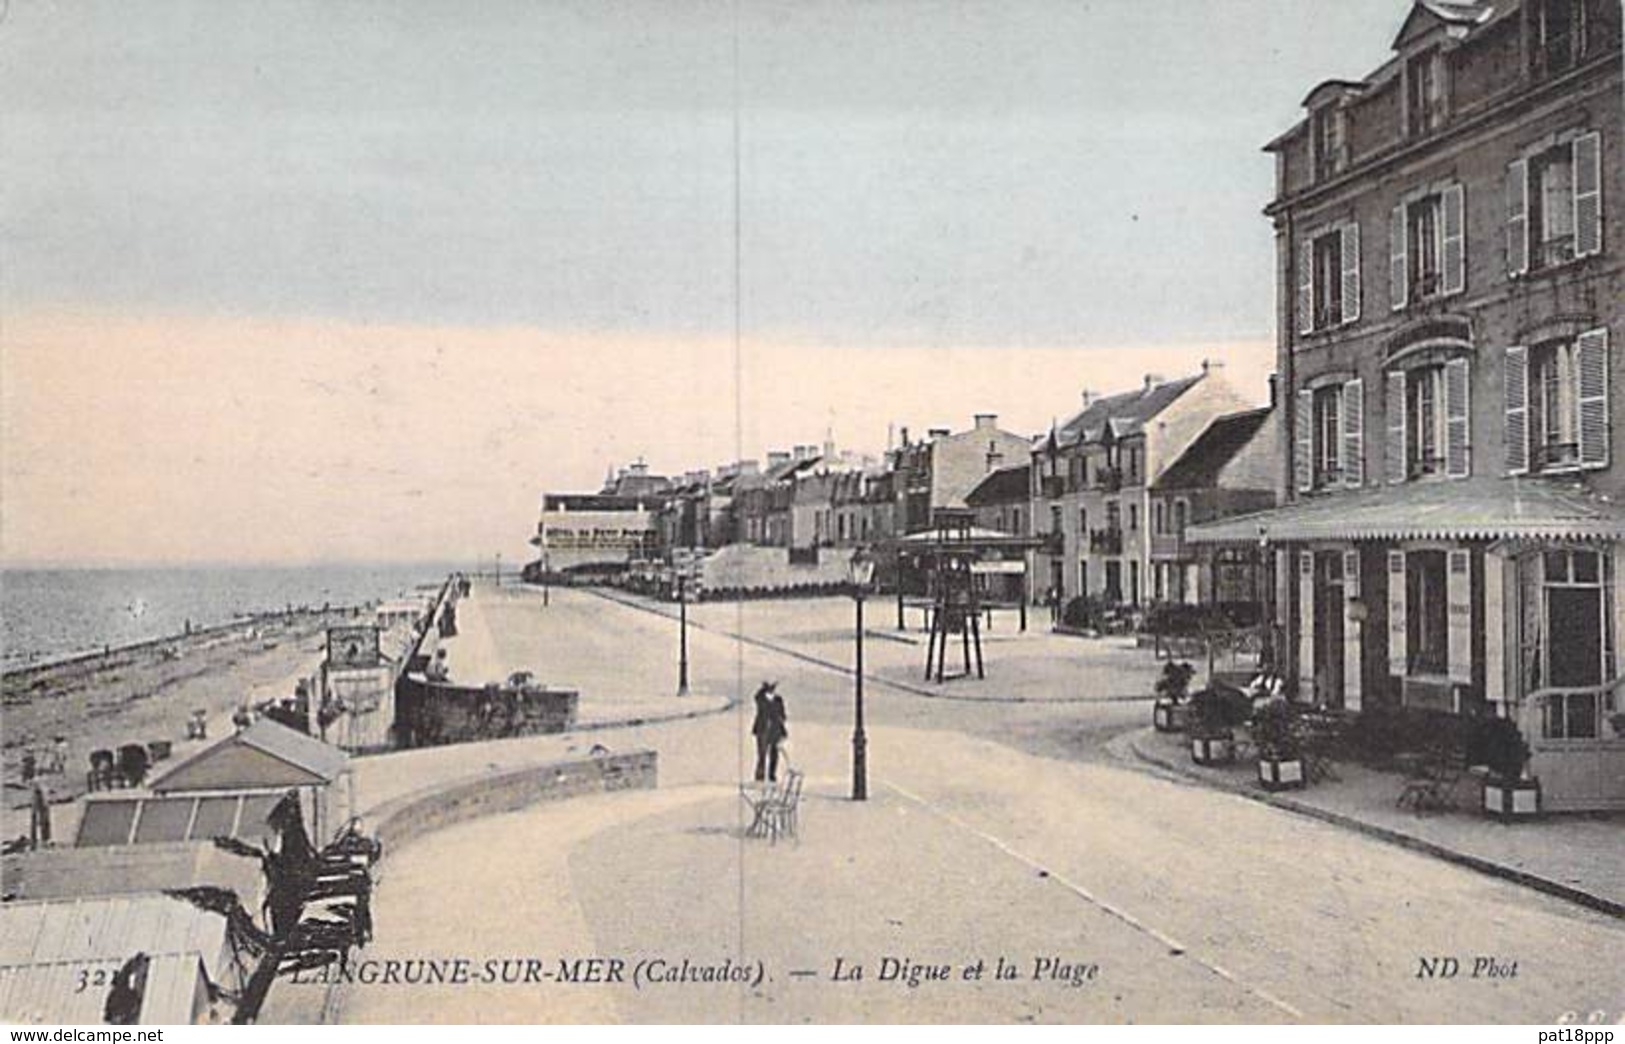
[{"left": 0, "top": 562, "right": 466, "bottom": 672}]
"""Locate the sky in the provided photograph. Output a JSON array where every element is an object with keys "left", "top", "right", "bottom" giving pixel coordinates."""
[{"left": 1, "top": 0, "right": 1409, "bottom": 566}]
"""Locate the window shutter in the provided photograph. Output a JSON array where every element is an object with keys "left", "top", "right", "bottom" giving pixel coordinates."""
[
  {"left": 1577, "top": 327, "right": 1610, "bottom": 469},
  {"left": 1342, "top": 378, "right": 1364, "bottom": 488},
  {"left": 1298, "top": 240, "right": 1315, "bottom": 335},
  {"left": 1447, "top": 549, "right": 1472, "bottom": 684},
  {"left": 1505, "top": 158, "right": 1528, "bottom": 277},
  {"left": 1385, "top": 370, "right": 1408, "bottom": 484},
  {"left": 1504, "top": 345, "right": 1529, "bottom": 475},
  {"left": 1299, "top": 551, "right": 1316, "bottom": 698},
  {"left": 1388, "top": 550, "right": 1407, "bottom": 675},
  {"left": 1441, "top": 183, "right": 1465, "bottom": 295},
  {"left": 1296, "top": 388, "right": 1314, "bottom": 493},
  {"left": 1390, "top": 203, "right": 1408, "bottom": 310},
  {"left": 1484, "top": 549, "right": 1505, "bottom": 706},
  {"left": 1445, "top": 358, "right": 1471, "bottom": 479},
  {"left": 1573, "top": 132, "right": 1602, "bottom": 259},
  {"left": 1344, "top": 549, "right": 1362, "bottom": 712},
  {"left": 1341, "top": 221, "right": 1361, "bottom": 324}
]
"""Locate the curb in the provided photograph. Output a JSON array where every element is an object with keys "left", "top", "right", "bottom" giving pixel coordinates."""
[
  {"left": 587, "top": 587, "right": 1156, "bottom": 706},
  {"left": 1122, "top": 727, "right": 1625, "bottom": 920}
]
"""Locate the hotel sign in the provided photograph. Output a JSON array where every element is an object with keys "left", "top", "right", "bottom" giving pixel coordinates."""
[{"left": 328, "top": 626, "right": 381, "bottom": 669}]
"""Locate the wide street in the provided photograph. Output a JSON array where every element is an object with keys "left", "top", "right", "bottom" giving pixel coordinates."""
[{"left": 325, "top": 583, "right": 1622, "bottom": 1024}]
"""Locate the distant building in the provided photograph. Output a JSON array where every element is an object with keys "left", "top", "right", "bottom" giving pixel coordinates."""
[
  {"left": 890, "top": 414, "right": 1031, "bottom": 536},
  {"left": 1032, "top": 367, "right": 1250, "bottom": 607},
  {"left": 532, "top": 491, "right": 662, "bottom": 576},
  {"left": 1148, "top": 406, "right": 1278, "bottom": 607}
]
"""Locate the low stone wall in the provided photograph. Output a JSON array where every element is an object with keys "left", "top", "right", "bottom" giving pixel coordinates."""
[
  {"left": 367, "top": 750, "right": 658, "bottom": 857},
  {"left": 394, "top": 676, "right": 579, "bottom": 748}
]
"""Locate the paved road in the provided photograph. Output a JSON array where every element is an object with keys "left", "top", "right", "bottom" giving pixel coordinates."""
[{"left": 327, "top": 587, "right": 1623, "bottom": 1023}]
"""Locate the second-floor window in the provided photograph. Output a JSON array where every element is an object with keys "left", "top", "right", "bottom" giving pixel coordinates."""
[
  {"left": 1506, "top": 328, "right": 1611, "bottom": 474},
  {"left": 1153, "top": 501, "right": 1166, "bottom": 535},
  {"left": 1299, "top": 222, "right": 1360, "bottom": 334},
  {"left": 1391, "top": 184, "right": 1464, "bottom": 309},
  {"left": 1105, "top": 501, "right": 1121, "bottom": 532},
  {"left": 1508, "top": 132, "right": 1603, "bottom": 277},
  {"left": 1173, "top": 499, "right": 1188, "bottom": 535},
  {"left": 1296, "top": 379, "right": 1364, "bottom": 492}
]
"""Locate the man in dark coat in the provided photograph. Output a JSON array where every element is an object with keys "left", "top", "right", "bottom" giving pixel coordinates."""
[{"left": 750, "top": 681, "right": 788, "bottom": 782}]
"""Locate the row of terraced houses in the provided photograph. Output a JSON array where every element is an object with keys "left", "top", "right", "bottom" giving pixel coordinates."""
[{"left": 529, "top": 0, "right": 1622, "bottom": 811}]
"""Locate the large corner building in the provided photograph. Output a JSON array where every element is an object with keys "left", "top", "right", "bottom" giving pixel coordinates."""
[{"left": 1190, "top": 0, "right": 1623, "bottom": 811}]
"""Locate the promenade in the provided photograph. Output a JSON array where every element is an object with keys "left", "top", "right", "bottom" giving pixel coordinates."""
[{"left": 282, "top": 583, "right": 1621, "bottom": 1024}]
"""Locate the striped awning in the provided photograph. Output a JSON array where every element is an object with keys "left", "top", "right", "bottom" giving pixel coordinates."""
[{"left": 1186, "top": 478, "right": 1625, "bottom": 545}]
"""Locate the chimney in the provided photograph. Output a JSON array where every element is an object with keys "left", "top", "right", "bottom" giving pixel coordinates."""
[
  {"left": 738, "top": 459, "right": 760, "bottom": 476},
  {"left": 630, "top": 459, "right": 649, "bottom": 476},
  {"left": 928, "top": 427, "right": 951, "bottom": 440},
  {"left": 1080, "top": 389, "right": 1097, "bottom": 408},
  {"left": 768, "top": 451, "right": 790, "bottom": 468},
  {"left": 900, "top": 426, "right": 910, "bottom": 447},
  {"left": 1143, "top": 373, "right": 1165, "bottom": 392},
  {"left": 794, "top": 444, "right": 816, "bottom": 461},
  {"left": 1268, "top": 373, "right": 1279, "bottom": 409},
  {"left": 973, "top": 413, "right": 997, "bottom": 431}
]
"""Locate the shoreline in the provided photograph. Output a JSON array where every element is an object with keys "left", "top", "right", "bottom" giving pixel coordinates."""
[{"left": 1, "top": 604, "right": 365, "bottom": 680}]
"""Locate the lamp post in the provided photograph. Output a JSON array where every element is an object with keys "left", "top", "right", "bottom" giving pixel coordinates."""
[
  {"left": 847, "top": 547, "right": 877, "bottom": 801},
  {"left": 1256, "top": 524, "right": 1271, "bottom": 667},
  {"left": 676, "top": 570, "right": 690, "bottom": 696}
]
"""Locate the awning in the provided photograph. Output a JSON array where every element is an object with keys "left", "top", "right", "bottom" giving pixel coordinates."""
[
  {"left": 1186, "top": 478, "right": 1625, "bottom": 545},
  {"left": 888, "top": 526, "right": 1044, "bottom": 553}
]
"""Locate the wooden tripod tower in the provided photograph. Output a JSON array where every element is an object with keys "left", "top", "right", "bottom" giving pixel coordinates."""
[{"left": 922, "top": 516, "right": 985, "bottom": 683}]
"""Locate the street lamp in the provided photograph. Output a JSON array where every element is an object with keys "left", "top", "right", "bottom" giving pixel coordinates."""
[
  {"left": 676, "top": 568, "right": 690, "bottom": 696},
  {"left": 847, "top": 547, "right": 877, "bottom": 801},
  {"left": 1256, "top": 524, "right": 1271, "bottom": 667}
]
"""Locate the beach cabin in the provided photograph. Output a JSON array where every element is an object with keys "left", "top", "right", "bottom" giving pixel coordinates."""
[
  {"left": 71, "top": 720, "right": 349, "bottom": 851},
  {"left": 0, "top": 893, "right": 252, "bottom": 1024}
]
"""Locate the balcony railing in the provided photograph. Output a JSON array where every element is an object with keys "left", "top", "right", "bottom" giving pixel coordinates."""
[
  {"left": 1095, "top": 467, "right": 1122, "bottom": 493},
  {"left": 1041, "top": 476, "right": 1066, "bottom": 500},
  {"left": 1040, "top": 531, "right": 1065, "bottom": 555},
  {"left": 1407, "top": 455, "right": 1445, "bottom": 480},
  {"left": 1149, "top": 533, "right": 1185, "bottom": 560},
  {"left": 1089, "top": 527, "right": 1123, "bottom": 555},
  {"left": 1539, "top": 440, "right": 1580, "bottom": 469}
]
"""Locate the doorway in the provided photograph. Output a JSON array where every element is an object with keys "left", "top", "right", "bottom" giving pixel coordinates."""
[{"left": 1313, "top": 551, "right": 1345, "bottom": 707}]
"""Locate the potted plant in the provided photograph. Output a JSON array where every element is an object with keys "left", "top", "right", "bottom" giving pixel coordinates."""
[
  {"left": 1187, "top": 686, "right": 1236, "bottom": 766},
  {"left": 1479, "top": 717, "right": 1539, "bottom": 819},
  {"left": 1152, "top": 661, "right": 1195, "bottom": 733},
  {"left": 1253, "top": 698, "right": 1305, "bottom": 790}
]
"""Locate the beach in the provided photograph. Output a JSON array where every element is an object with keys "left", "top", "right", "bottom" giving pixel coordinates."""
[{"left": 1, "top": 608, "right": 366, "bottom": 844}]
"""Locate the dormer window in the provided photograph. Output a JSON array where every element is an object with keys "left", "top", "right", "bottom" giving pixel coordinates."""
[
  {"left": 1405, "top": 50, "right": 1446, "bottom": 137},
  {"left": 1533, "top": 0, "right": 1586, "bottom": 77},
  {"left": 1311, "top": 104, "right": 1346, "bottom": 181}
]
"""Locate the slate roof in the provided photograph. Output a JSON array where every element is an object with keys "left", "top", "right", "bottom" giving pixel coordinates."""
[
  {"left": 150, "top": 719, "right": 347, "bottom": 793},
  {"left": 1152, "top": 408, "right": 1272, "bottom": 492},
  {"left": 1187, "top": 477, "right": 1625, "bottom": 545},
  {"left": 1056, "top": 374, "right": 1204, "bottom": 446},
  {"left": 965, "top": 465, "right": 1032, "bottom": 507}
]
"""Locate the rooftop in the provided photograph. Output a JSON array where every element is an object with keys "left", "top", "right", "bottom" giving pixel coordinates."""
[
  {"left": 1152, "top": 407, "right": 1273, "bottom": 491},
  {"left": 965, "top": 464, "right": 1033, "bottom": 507}
]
